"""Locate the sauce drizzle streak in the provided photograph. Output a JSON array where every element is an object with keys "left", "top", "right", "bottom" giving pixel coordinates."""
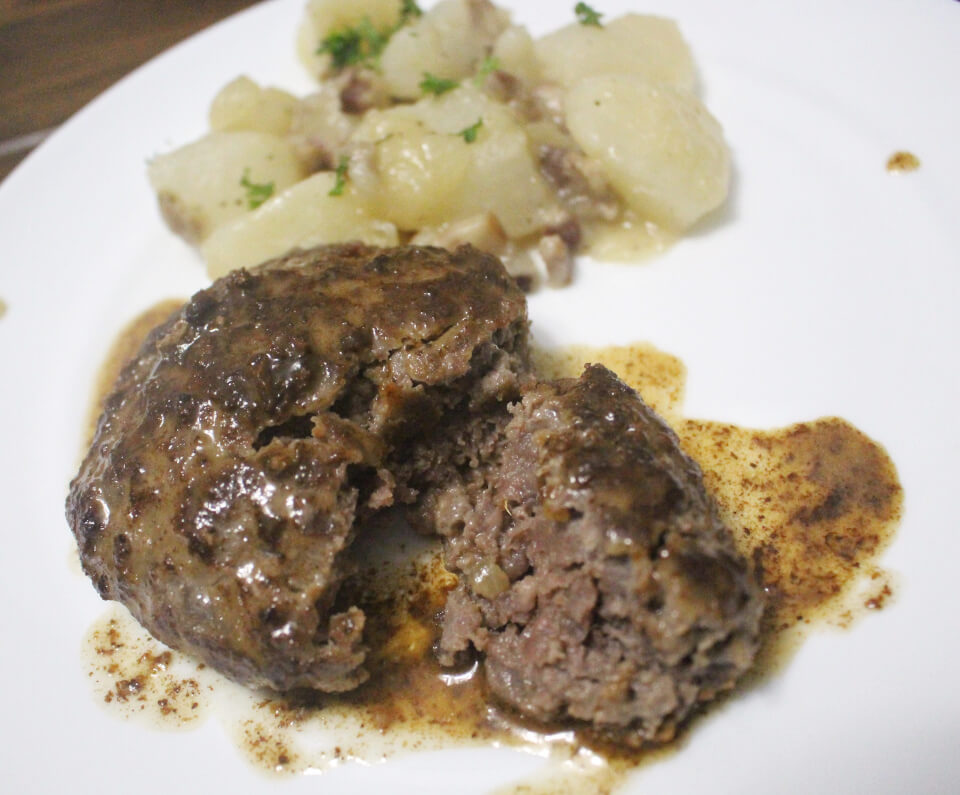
[{"left": 81, "top": 322, "right": 903, "bottom": 792}]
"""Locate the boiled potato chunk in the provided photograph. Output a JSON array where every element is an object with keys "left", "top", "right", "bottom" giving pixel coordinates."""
[
  {"left": 352, "top": 85, "right": 560, "bottom": 236},
  {"left": 201, "top": 172, "right": 398, "bottom": 278},
  {"left": 380, "top": 0, "right": 509, "bottom": 99},
  {"left": 288, "top": 83, "right": 358, "bottom": 168},
  {"left": 536, "top": 14, "right": 696, "bottom": 91},
  {"left": 209, "top": 76, "right": 298, "bottom": 136},
  {"left": 301, "top": 0, "right": 401, "bottom": 39},
  {"left": 148, "top": 131, "right": 306, "bottom": 244},
  {"left": 492, "top": 25, "right": 542, "bottom": 85},
  {"left": 297, "top": 0, "right": 402, "bottom": 77},
  {"left": 365, "top": 122, "right": 472, "bottom": 230},
  {"left": 379, "top": 83, "right": 502, "bottom": 134},
  {"left": 565, "top": 75, "right": 729, "bottom": 231},
  {"left": 454, "top": 121, "right": 560, "bottom": 238},
  {"left": 154, "top": 2, "right": 732, "bottom": 282}
]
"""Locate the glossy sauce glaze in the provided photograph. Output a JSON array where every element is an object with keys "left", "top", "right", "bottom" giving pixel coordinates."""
[
  {"left": 85, "top": 299, "right": 184, "bottom": 445},
  {"left": 80, "top": 316, "right": 902, "bottom": 790}
]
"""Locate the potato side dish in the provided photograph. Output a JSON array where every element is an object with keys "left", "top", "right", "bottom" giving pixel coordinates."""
[{"left": 149, "top": 0, "right": 730, "bottom": 287}]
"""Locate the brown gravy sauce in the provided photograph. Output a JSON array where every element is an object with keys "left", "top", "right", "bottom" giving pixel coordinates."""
[
  {"left": 81, "top": 311, "right": 903, "bottom": 792},
  {"left": 85, "top": 605, "right": 216, "bottom": 727},
  {"left": 886, "top": 150, "right": 920, "bottom": 173},
  {"left": 537, "top": 345, "right": 903, "bottom": 674},
  {"left": 84, "top": 299, "right": 184, "bottom": 447}
]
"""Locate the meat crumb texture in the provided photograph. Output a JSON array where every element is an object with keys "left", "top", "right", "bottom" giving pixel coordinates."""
[
  {"left": 67, "top": 243, "right": 761, "bottom": 744},
  {"left": 427, "top": 364, "right": 762, "bottom": 745}
]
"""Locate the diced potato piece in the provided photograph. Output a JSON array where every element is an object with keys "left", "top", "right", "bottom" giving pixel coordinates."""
[
  {"left": 410, "top": 213, "right": 508, "bottom": 255},
  {"left": 352, "top": 85, "right": 560, "bottom": 236},
  {"left": 367, "top": 122, "right": 473, "bottom": 230},
  {"left": 201, "top": 172, "right": 398, "bottom": 278},
  {"left": 491, "top": 25, "right": 541, "bottom": 85},
  {"left": 297, "top": 0, "right": 402, "bottom": 77},
  {"left": 454, "top": 119, "right": 561, "bottom": 238},
  {"left": 209, "top": 76, "right": 298, "bottom": 136},
  {"left": 564, "top": 75, "right": 729, "bottom": 230},
  {"left": 305, "top": 0, "right": 401, "bottom": 36},
  {"left": 372, "top": 82, "right": 494, "bottom": 134},
  {"left": 148, "top": 131, "right": 306, "bottom": 244},
  {"left": 582, "top": 213, "right": 673, "bottom": 262},
  {"left": 414, "top": 87, "right": 561, "bottom": 236},
  {"left": 380, "top": 0, "right": 509, "bottom": 99},
  {"left": 377, "top": 26, "right": 444, "bottom": 99},
  {"left": 524, "top": 118, "right": 575, "bottom": 153},
  {"left": 287, "top": 84, "right": 358, "bottom": 170},
  {"left": 536, "top": 14, "right": 696, "bottom": 91}
]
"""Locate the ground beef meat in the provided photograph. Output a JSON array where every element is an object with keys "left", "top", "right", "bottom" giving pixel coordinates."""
[
  {"left": 67, "top": 243, "right": 761, "bottom": 744},
  {"left": 430, "top": 364, "right": 763, "bottom": 745},
  {"left": 66, "top": 243, "right": 530, "bottom": 692}
]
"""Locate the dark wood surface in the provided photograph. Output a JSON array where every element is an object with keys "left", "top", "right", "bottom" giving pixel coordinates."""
[{"left": 0, "top": 0, "right": 262, "bottom": 183}]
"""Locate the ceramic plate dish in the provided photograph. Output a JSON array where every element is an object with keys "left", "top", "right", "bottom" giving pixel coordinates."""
[{"left": 1, "top": 1, "right": 957, "bottom": 792}]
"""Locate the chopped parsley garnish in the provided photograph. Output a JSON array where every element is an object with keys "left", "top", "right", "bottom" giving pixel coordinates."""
[
  {"left": 574, "top": 2, "right": 604, "bottom": 27},
  {"left": 420, "top": 72, "right": 459, "bottom": 95},
  {"left": 329, "top": 156, "right": 349, "bottom": 196},
  {"left": 474, "top": 55, "right": 501, "bottom": 84},
  {"left": 400, "top": 0, "right": 423, "bottom": 23},
  {"left": 316, "top": 17, "right": 389, "bottom": 69},
  {"left": 317, "top": 1, "right": 424, "bottom": 71},
  {"left": 240, "top": 170, "right": 274, "bottom": 209},
  {"left": 457, "top": 118, "right": 483, "bottom": 143}
]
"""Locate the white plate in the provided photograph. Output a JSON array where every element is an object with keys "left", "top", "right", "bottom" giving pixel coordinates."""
[{"left": 1, "top": 0, "right": 958, "bottom": 792}]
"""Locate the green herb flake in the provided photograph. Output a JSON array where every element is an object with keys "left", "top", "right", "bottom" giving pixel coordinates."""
[
  {"left": 240, "top": 170, "right": 274, "bottom": 210},
  {"left": 400, "top": 0, "right": 423, "bottom": 23},
  {"left": 316, "top": 16, "right": 389, "bottom": 69},
  {"left": 474, "top": 55, "right": 501, "bottom": 85},
  {"left": 358, "top": 17, "right": 388, "bottom": 55},
  {"left": 316, "top": 2, "right": 422, "bottom": 71},
  {"left": 574, "top": 2, "right": 604, "bottom": 27},
  {"left": 457, "top": 118, "right": 484, "bottom": 143},
  {"left": 316, "top": 27, "right": 363, "bottom": 68},
  {"left": 329, "top": 156, "right": 349, "bottom": 197},
  {"left": 420, "top": 72, "right": 460, "bottom": 96}
]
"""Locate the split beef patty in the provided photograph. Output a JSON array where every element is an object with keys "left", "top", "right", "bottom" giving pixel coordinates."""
[
  {"left": 67, "top": 244, "right": 761, "bottom": 743},
  {"left": 430, "top": 365, "right": 762, "bottom": 745},
  {"left": 67, "top": 243, "right": 530, "bottom": 692}
]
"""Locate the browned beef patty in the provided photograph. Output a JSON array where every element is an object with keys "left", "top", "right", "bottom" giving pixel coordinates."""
[
  {"left": 66, "top": 243, "right": 530, "bottom": 692},
  {"left": 67, "top": 243, "right": 760, "bottom": 741},
  {"left": 430, "top": 364, "right": 763, "bottom": 745}
]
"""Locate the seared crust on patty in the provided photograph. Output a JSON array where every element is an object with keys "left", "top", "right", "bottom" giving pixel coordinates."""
[{"left": 67, "top": 243, "right": 530, "bottom": 692}]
